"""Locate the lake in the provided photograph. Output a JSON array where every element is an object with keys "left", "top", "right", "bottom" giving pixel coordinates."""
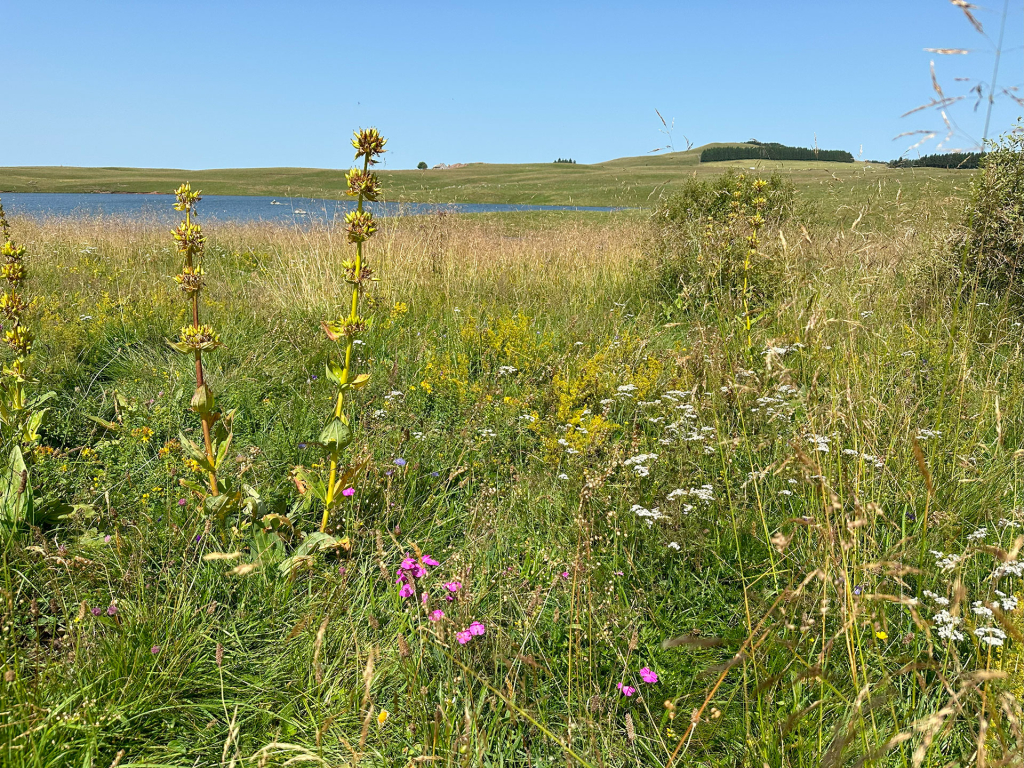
[{"left": 0, "top": 193, "right": 620, "bottom": 223}]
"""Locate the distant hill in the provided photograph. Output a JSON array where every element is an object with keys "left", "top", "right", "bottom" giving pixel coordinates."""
[{"left": 0, "top": 142, "right": 965, "bottom": 208}]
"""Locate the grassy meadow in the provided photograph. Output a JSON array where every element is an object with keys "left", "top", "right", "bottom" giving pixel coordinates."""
[
  {"left": 0, "top": 143, "right": 970, "bottom": 209},
  {"left": 0, "top": 154, "right": 1022, "bottom": 768}
]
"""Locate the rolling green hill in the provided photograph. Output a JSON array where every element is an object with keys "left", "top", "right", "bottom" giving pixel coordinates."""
[{"left": 0, "top": 143, "right": 970, "bottom": 208}]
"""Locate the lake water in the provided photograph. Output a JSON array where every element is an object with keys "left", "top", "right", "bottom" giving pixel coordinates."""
[{"left": 0, "top": 193, "right": 619, "bottom": 223}]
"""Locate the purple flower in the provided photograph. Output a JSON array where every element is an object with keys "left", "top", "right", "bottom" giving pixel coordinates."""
[
  {"left": 616, "top": 683, "right": 636, "bottom": 697},
  {"left": 561, "top": 571, "right": 570, "bottom": 580},
  {"left": 639, "top": 667, "right": 658, "bottom": 684},
  {"left": 298, "top": 443, "right": 308, "bottom": 450},
  {"left": 444, "top": 581, "right": 462, "bottom": 593},
  {"left": 338, "top": 565, "right": 346, "bottom": 576},
  {"left": 107, "top": 604, "right": 118, "bottom": 616},
  {"left": 91, "top": 607, "right": 102, "bottom": 616},
  {"left": 421, "top": 555, "right": 439, "bottom": 567},
  {"left": 342, "top": 487, "right": 355, "bottom": 497},
  {"left": 310, "top": 374, "right": 318, "bottom": 381},
  {"left": 393, "top": 458, "right": 406, "bottom": 467},
  {"left": 151, "top": 645, "right": 161, "bottom": 654},
  {"left": 194, "top": 534, "right": 202, "bottom": 543},
  {"left": 456, "top": 630, "right": 472, "bottom": 645},
  {"left": 177, "top": 498, "right": 186, "bottom": 506},
  {"left": 421, "top": 592, "right": 429, "bottom": 605},
  {"left": 429, "top": 609, "right": 444, "bottom": 622},
  {"left": 430, "top": 471, "right": 439, "bottom": 478},
  {"left": 399, "top": 583, "right": 415, "bottom": 599},
  {"left": 468, "top": 621, "right": 486, "bottom": 637}
]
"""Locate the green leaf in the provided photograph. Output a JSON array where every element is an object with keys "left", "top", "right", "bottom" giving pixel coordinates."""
[
  {"left": 318, "top": 418, "right": 352, "bottom": 451},
  {"left": 214, "top": 429, "right": 233, "bottom": 471},
  {"left": 0, "top": 446, "right": 33, "bottom": 528},
  {"left": 178, "top": 432, "right": 215, "bottom": 472},
  {"left": 86, "top": 415, "right": 120, "bottom": 432},
  {"left": 325, "top": 359, "right": 346, "bottom": 386},
  {"left": 190, "top": 384, "right": 216, "bottom": 414}
]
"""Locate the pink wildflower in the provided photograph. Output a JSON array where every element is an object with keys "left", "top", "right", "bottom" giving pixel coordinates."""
[
  {"left": 400, "top": 557, "right": 417, "bottom": 571},
  {"left": 421, "top": 555, "right": 440, "bottom": 567},
  {"left": 444, "top": 581, "right": 461, "bottom": 592},
  {"left": 456, "top": 630, "right": 472, "bottom": 645},
  {"left": 399, "top": 583, "right": 415, "bottom": 599},
  {"left": 639, "top": 667, "right": 658, "bottom": 684},
  {"left": 561, "top": 571, "right": 570, "bottom": 580},
  {"left": 429, "top": 610, "right": 444, "bottom": 622},
  {"left": 421, "top": 592, "right": 429, "bottom": 604},
  {"left": 468, "top": 621, "right": 486, "bottom": 636},
  {"left": 341, "top": 487, "right": 355, "bottom": 497},
  {"left": 616, "top": 682, "right": 635, "bottom": 697}
]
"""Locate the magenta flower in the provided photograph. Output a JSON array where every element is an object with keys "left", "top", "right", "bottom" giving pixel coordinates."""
[
  {"left": 429, "top": 609, "right": 444, "bottom": 622},
  {"left": 177, "top": 498, "right": 186, "bottom": 506},
  {"left": 468, "top": 621, "right": 486, "bottom": 637},
  {"left": 341, "top": 487, "right": 355, "bottom": 497},
  {"left": 456, "top": 630, "right": 472, "bottom": 645},
  {"left": 400, "top": 557, "right": 417, "bottom": 571},
  {"left": 91, "top": 607, "right": 102, "bottom": 616},
  {"left": 639, "top": 667, "right": 658, "bottom": 684},
  {"left": 106, "top": 604, "right": 118, "bottom": 616},
  {"left": 444, "top": 581, "right": 461, "bottom": 592},
  {"left": 421, "top": 555, "right": 439, "bottom": 567},
  {"left": 561, "top": 571, "right": 570, "bottom": 580},
  {"left": 421, "top": 592, "right": 429, "bottom": 604},
  {"left": 616, "top": 682, "right": 636, "bottom": 697},
  {"left": 399, "top": 583, "right": 415, "bottom": 599}
]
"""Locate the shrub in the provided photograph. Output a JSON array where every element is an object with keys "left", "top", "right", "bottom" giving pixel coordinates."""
[
  {"left": 650, "top": 172, "right": 794, "bottom": 323},
  {"left": 962, "top": 121, "right": 1024, "bottom": 302},
  {"left": 417, "top": 161, "right": 427, "bottom": 170}
]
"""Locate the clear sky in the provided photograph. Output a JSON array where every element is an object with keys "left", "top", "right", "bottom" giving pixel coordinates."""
[{"left": 2, "top": 0, "right": 1021, "bottom": 170}]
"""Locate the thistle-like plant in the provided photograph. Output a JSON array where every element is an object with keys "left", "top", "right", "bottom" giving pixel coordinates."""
[
  {"left": 305, "top": 128, "right": 386, "bottom": 534},
  {"left": 0, "top": 198, "right": 55, "bottom": 528},
  {"left": 165, "top": 185, "right": 226, "bottom": 497}
]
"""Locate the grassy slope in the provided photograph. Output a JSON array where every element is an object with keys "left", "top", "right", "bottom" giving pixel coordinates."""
[{"left": 0, "top": 143, "right": 969, "bottom": 207}]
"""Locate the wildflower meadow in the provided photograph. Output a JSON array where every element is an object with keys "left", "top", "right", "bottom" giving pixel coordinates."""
[{"left": 0, "top": 124, "right": 1022, "bottom": 767}]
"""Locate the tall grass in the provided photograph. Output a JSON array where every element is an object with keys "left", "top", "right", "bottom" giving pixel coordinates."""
[{"left": 0, "top": 176, "right": 1021, "bottom": 767}]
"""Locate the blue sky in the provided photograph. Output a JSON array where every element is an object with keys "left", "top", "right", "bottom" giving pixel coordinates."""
[{"left": 2, "top": 1, "right": 1021, "bottom": 169}]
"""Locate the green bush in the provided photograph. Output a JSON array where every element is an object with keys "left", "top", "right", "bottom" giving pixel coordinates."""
[
  {"left": 963, "top": 122, "right": 1024, "bottom": 302},
  {"left": 649, "top": 171, "right": 794, "bottom": 317}
]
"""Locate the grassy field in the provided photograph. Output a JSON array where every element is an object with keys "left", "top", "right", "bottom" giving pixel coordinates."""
[
  {"left": 0, "top": 143, "right": 971, "bottom": 209},
  {"left": 0, "top": 157, "right": 1022, "bottom": 768}
]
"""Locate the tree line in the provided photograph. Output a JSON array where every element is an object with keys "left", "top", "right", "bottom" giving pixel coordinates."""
[
  {"left": 887, "top": 152, "right": 982, "bottom": 169},
  {"left": 700, "top": 142, "right": 854, "bottom": 163}
]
